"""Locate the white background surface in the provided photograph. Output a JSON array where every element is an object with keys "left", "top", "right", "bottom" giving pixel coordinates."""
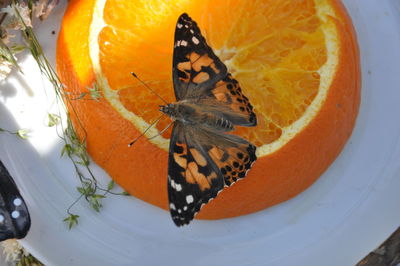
[{"left": 1, "top": 0, "right": 400, "bottom": 265}]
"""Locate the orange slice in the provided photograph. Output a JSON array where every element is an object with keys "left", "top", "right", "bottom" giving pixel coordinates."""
[{"left": 56, "top": 0, "right": 360, "bottom": 219}]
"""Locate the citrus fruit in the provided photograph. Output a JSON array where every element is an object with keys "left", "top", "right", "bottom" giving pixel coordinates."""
[{"left": 56, "top": 0, "right": 360, "bottom": 219}]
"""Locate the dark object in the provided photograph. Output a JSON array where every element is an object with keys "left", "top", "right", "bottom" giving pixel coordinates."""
[
  {"left": 0, "top": 160, "right": 31, "bottom": 241},
  {"left": 357, "top": 227, "right": 400, "bottom": 266}
]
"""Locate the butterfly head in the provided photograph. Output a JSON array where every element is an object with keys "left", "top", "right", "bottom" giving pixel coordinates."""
[{"left": 160, "top": 104, "right": 177, "bottom": 120}]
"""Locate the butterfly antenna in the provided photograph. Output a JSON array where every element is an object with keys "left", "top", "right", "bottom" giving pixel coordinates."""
[
  {"left": 147, "top": 121, "right": 174, "bottom": 141},
  {"left": 128, "top": 114, "right": 165, "bottom": 147},
  {"left": 130, "top": 72, "right": 168, "bottom": 104}
]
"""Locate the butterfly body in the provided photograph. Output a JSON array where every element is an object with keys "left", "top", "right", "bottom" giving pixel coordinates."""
[
  {"left": 160, "top": 102, "right": 234, "bottom": 132},
  {"left": 162, "top": 13, "right": 258, "bottom": 226}
]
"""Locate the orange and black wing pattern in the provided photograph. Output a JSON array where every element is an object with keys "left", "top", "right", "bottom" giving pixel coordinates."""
[
  {"left": 172, "top": 13, "right": 256, "bottom": 126},
  {"left": 167, "top": 123, "right": 256, "bottom": 226},
  {"left": 199, "top": 74, "right": 257, "bottom": 126},
  {"left": 172, "top": 13, "right": 227, "bottom": 100},
  {"left": 167, "top": 122, "right": 224, "bottom": 226}
]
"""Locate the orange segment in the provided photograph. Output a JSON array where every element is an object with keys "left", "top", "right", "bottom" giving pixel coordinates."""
[{"left": 57, "top": 0, "right": 360, "bottom": 219}]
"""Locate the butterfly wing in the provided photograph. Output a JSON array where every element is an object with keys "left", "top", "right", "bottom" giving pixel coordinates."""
[
  {"left": 172, "top": 13, "right": 227, "bottom": 101},
  {"left": 167, "top": 122, "right": 256, "bottom": 226},
  {"left": 197, "top": 74, "right": 257, "bottom": 126},
  {"left": 0, "top": 161, "right": 31, "bottom": 241},
  {"left": 172, "top": 13, "right": 256, "bottom": 126},
  {"left": 168, "top": 122, "right": 224, "bottom": 226}
]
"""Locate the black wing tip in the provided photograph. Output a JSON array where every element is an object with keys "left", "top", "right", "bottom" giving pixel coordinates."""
[
  {"left": 172, "top": 217, "right": 190, "bottom": 227},
  {"left": 178, "top": 13, "right": 190, "bottom": 20},
  {"left": 170, "top": 211, "right": 195, "bottom": 227}
]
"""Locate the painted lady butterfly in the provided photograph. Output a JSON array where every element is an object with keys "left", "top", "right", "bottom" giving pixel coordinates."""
[
  {"left": 0, "top": 161, "right": 30, "bottom": 240},
  {"left": 160, "top": 13, "right": 257, "bottom": 226}
]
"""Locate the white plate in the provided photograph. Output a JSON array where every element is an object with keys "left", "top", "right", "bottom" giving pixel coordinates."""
[{"left": 1, "top": 0, "right": 400, "bottom": 265}]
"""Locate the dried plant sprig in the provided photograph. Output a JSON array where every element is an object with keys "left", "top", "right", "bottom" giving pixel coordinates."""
[
  {"left": 68, "top": 82, "right": 103, "bottom": 101},
  {"left": 16, "top": 253, "right": 44, "bottom": 266},
  {"left": 0, "top": 127, "right": 29, "bottom": 139},
  {"left": 5, "top": 1, "right": 128, "bottom": 229},
  {"left": 47, "top": 113, "right": 61, "bottom": 127},
  {"left": 1, "top": 239, "right": 30, "bottom": 263}
]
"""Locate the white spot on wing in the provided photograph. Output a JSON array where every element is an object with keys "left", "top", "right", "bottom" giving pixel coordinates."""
[
  {"left": 170, "top": 179, "right": 176, "bottom": 189},
  {"left": 181, "top": 40, "right": 188, "bottom": 47},
  {"left": 178, "top": 209, "right": 182, "bottom": 213},
  {"left": 183, "top": 206, "right": 188, "bottom": 211},
  {"left": 177, "top": 23, "right": 183, "bottom": 28},
  {"left": 0, "top": 214, "right": 4, "bottom": 223},
  {"left": 170, "top": 203, "right": 176, "bottom": 210},
  {"left": 186, "top": 195, "right": 194, "bottom": 204},
  {"left": 13, "top": 198, "right": 22, "bottom": 206},
  {"left": 192, "top": 36, "right": 199, "bottom": 45},
  {"left": 175, "top": 183, "right": 182, "bottom": 191},
  {"left": 11, "top": 211, "right": 20, "bottom": 219},
  {"left": 185, "top": 24, "right": 189, "bottom": 28}
]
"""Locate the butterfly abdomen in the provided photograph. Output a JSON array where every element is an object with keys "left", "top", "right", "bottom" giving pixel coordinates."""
[{"left": 208, "top": 115, "right": 234, "bottom": 132}]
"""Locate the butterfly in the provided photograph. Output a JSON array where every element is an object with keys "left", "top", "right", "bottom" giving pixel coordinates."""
[
  {"left": 0, "top": 160, "right": 31, "bottom": 241},
  {"left": 159, "top": 13, "right": 257, "bottom": 226}
]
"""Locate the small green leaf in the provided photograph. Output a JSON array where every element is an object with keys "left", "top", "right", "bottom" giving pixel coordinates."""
[
  {"left": 121, "top": 191, "right": 130, "bottom": 196},
  {"left": 76, "top": 186, "right": 86, "bottom": 195},
  {"left": 89, "top": 196, "right": 102, "bottom": 212},
  {"left": 48, "top": 113, "right": 61, "bottom": 127},
  {"left": 61, "top": 144, "right": 72, "bottom": 157},
  {"left": 76, "top": 159, "right": 89, "bottom": 166},
  {"left": 10, "top": 44, "right": 26, "bottom": 54},
  {"left": 16, "top": 129, "right": 28, "bottom": 139},
  {"left": 0, "top": 38, "right": 20, "bottom": 70},
  {"left": 107, "top": 180, "right": 115, "bottom": 190},
  {"left": 87, "top": 83, "right": 102, "bottom": 101},
  {"left": 63, "top": 214, "right": 80, "bottom": 230},
  {"left": 73, "top": 92, "right": 87, "bottom": 100}
]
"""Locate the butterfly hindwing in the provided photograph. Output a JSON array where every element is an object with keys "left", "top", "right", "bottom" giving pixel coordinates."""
[
  {"left": 202, "top": 130, "right": 257, "bottom": 187},
  {"left": 168, "top": 122, "right": 225, "bottom": 226},
  {"left": 198, "top": 74, "right": 257, "bottom": 126},
  {"left": 172, "top": 13, "right": 227, "bottom": 100},
  {"left": 0, "top": 161, "right": 31, "bottom": 241},
  {"left": 167, "top": 122, "right": 257, "bottom": 226}
]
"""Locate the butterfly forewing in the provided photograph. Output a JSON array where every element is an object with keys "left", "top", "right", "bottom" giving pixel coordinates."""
[
  {"left": 172, "top": 14, "right": 256, "bottom": 127},
  {"left": 172, "top": 13, "right": 227, "bottom": 100}
]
